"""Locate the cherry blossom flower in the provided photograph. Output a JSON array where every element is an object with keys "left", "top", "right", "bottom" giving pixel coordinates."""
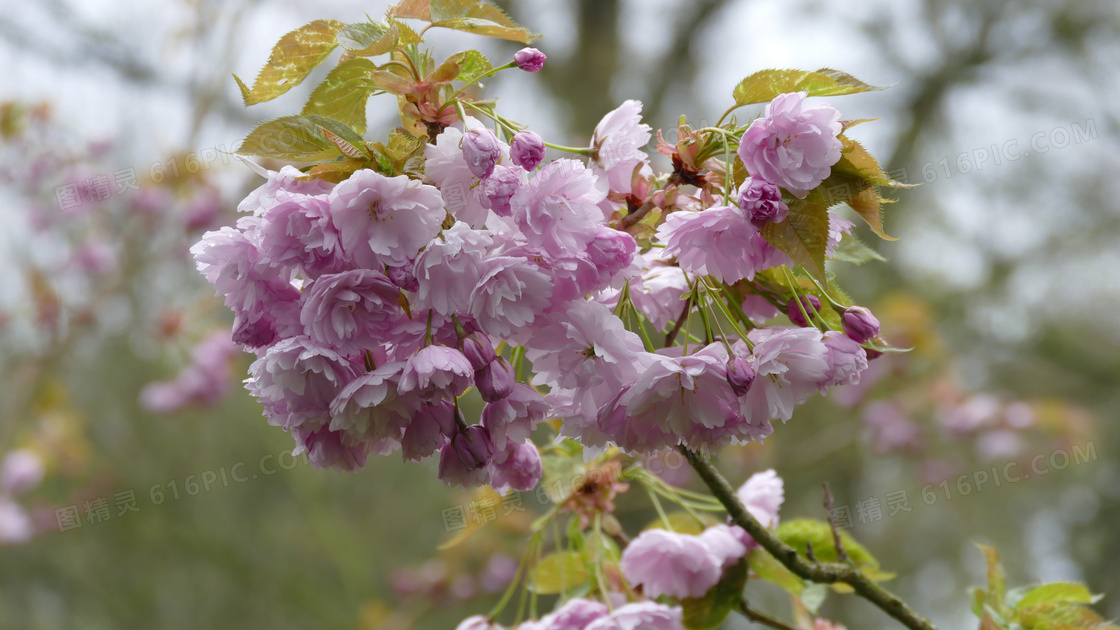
[
  {"left": 490, "top": 440, "right": 543, "bottom": 492},
  {"left": 737, "top": 91, "right": 842, "bottom": 198},
  {"left": 470, "top": 256, "right": 554, "bottom": 340},
  {"left": 299, "top": 269, "right": 401, "bottom": 356},
  {"left": 743, "top": 327, "right": 830, "bottom": 423},
  {"left": 592, "top": 100, "right": 652, "bottom": 195},
  {"left": 537, "top": 598, "right": 608, "bottom": 630},
  {"left": 414, "top": 221, "right": 493, "bottom": 316},
  {"left": 583, "top": 602, "right": 684, "bottom": 630},
  {"left": 329, "top": 170, "right": 445, "bottom": 267},
  {"left": 398, "top": 345, "right": 474, "bottom": 400},
  {"left": 657, "top": 205, "right": 788, "bottom": 283},
  {"left": 246, "top": 336, "right": 361, "bottom": 432},
  {"left": 619, "top": 528, "right": 722, "bottom": 598}
]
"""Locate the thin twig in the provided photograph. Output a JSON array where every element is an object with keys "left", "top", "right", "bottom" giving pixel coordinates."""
[
  {"left": 738, "top": 601, "right": 800, "bottom": 630},
  {"left": 664, "top": 296, "right": 692, "bottom": 347},
  {"left": 823, "top": 482, "right": 851, "bottom": 563},
  {"left": 620, "top": 198, "right": 656, "bottom": 229},
  {"left": 679, "top": 446, "right": 938, "bottom": 630}
]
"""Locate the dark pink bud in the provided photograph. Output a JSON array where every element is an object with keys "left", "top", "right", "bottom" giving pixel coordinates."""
[
  {"left": 842, "top": 306, "right": 880, "bottom": 343},
  {"left": 459, "top": 332, "right": 496, "bottom": 370},
  {"left": 462, "top": 127, "right": 502, "bottom": 179},
  {"left": 510, "top": 130, "right": 546, "bottom": 171},
  {"left": 480, "top": 165, "right": 521, "bottom": 216},
  {"left": 476, "top": 357, "right": 515, "bottom": 402},
  {"left": 726, "top": 356, "right": 756, "bottom": 397},
  {"left": 786, "top": 294, "right": 821, "bottom": 327},
  {"left": 736, "top": 177, "right": 788, "bottom": 228},
  {"left": 513, "top": 47, "right": 547, "bottom": 72},
  {"left": 452, "top": 425, "right": 494, "bottom": 471},
  {"left": 585, "top": 227, "right": 636, "bottom": 274}
]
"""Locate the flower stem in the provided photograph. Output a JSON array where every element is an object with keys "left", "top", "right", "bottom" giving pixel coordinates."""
[{"left": 679, "top": 446, "right": 938, "bottom": 630}]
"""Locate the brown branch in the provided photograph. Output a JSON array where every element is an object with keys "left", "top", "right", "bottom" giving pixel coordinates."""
[
  {"left": 620, "top": 198, "right": 656, "bottom": 230},
  {"left": 823, "top": 482, "right": 851, "bottom": 564},
  {"left": 680, "top": 447, "right": 938, "bottom": 630},
  {"left": 664, "top": 296, "right": 693, "bottom": 347}
]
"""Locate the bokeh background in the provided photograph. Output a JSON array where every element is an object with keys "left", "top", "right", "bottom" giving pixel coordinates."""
[{"left": 1, "top": 1, "right": 1117, "bottom": 629}]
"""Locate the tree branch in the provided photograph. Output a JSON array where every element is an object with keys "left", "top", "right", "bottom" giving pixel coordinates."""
[{"left": 680, "top": 446, "right": 938, "bottom": 630}]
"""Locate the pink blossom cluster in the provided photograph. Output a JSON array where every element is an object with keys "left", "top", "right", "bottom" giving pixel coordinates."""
[
  {"left": 193, "top": 94, "right": 871, "bottom": 484},
  {"left": 620, "top": 470, "right": 783, "bottom": 597}
]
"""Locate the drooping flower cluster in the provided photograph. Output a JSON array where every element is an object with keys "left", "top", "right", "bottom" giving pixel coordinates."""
[
  {"left": 193, "top": 86, "right": 881, "bottom": 482},
  {"left": 619, "top": 470, "right": 783, "bottom": 598}
]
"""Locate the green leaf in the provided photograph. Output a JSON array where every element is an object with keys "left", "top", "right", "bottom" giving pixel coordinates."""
[
  {"left": 336, "top": 21, "right": 390, "bottom": 54},
  {"left": 681, "top": 559, "right": 749, "bottom": 630},
  {"left": 320, "top": 127, "right": 369, "bottom": 160},
  {"left": 732, "top": 68, "right": 886, "bottom": 108},
  {"left": 976, "top": 543, "right": 1008, "bottom": 615},
  {"left": 822, "top": 135, "right": 915, "bottom": 241},
  {"left": 388, "top": 0, "right": 432, "bottom": 20},
  {"left": 1015, "top": 584, "right": 1097, "bottom": 611},
  {"left": 235, "top": 19, "right": 346, "bottom": 106},
  {"left": 529, "top": 551, "right": 590, "bottom": 594},
  {"left": 391, "top": 0, "right": 540, "bottom": 43},
  {"left": 829, "top": 232, "right": 887, "bottom": 265},
  {"left": 302, "top": 58, "right": 377, "bottom": 134},
  {"left": 237, "top": 114, "right": 365, "bottom": 162},
  {"left": 304, "top": 159, "right": 369, "bottom": 184},
  {"left": 337, "top": 19, "right": 421, "bottom": 56},
  {"left": 370, "top": 70, "right": 415, "bottom": 96},
  {"left": 428, "top": 56, "right": 462, "bottom": 85},
  {"left": 1016, "top": 601, "right": 1117, "bottom": 630},
  {"left": 450, "top": 49, "right": 493, "bottom": 83},
  {"left": 749, "top": 549, "right": 805, "bottom": 594},
  {"left": 761, "top": 192, "right": 830, "bottom": 283},
  {"left": 800, "top": 584, "right": 829, "bottom": 615},
  {"left": 368, "top": 129, "right": 425, "bottom": 175},
  {"left": 776, "top": 519, "right": 896, "bottom": 590}
]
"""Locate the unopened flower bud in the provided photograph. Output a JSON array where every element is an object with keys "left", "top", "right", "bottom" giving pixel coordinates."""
[
  {"left": 459, "top": 332, "right": 496, "bottom": 370},
  {"left": 736, "top": 177, "right": 788, "bottom": 228},
  {"left": 452, "top": 425, "right": 494, "bottom": 471},
  {"left": 786, "top": 294, "right": 821, "bottom": 328},
  {"left": 841, "top": 306, "right": 880, "bottom": 343},
  {"left": 513, "top": 47, "right": 547, "bottom": 72},
  {"left": 476, "top": 357, "right": 515, "bottom": 402},
  {"left": 510, "top": 130, "right": 546, "bottom": 171},
  {"left": 725, "top": 356, "right": 756, "bottom": 397},
  {"left": 462, "top": 127, "right": 502, "bottom": 179}
]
